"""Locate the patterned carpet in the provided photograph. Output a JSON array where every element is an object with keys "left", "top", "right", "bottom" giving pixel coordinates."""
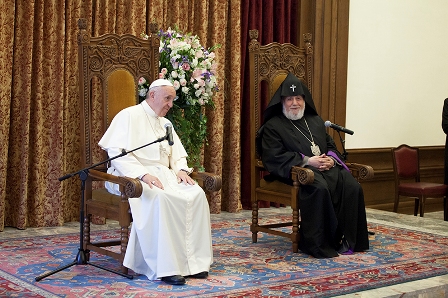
[{"left": 1, "top": 212, "right": 448, "bottom": 298}]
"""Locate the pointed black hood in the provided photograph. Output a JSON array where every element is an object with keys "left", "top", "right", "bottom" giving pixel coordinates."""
[{"left": 263, "top": 73, "right": 318, "bottom": 124}]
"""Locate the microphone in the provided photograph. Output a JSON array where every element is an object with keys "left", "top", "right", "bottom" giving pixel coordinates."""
[
  {"left": 164, "top": 123, "right": 174, "bottom": 145},
  {"left": 324, "top": 121, "right": 354, "bottom": 135}
]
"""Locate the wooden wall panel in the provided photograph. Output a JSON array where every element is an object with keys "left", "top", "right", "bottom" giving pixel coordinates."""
[{"left": 299, "top": 0, "right": 350, "bottom": 151}]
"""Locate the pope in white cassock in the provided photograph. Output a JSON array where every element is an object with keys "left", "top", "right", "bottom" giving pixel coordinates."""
[{"left": 98, "top": 79, "right": 213, "bottom": 286}]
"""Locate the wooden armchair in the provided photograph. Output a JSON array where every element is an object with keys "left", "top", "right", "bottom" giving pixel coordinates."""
[
  {"left": 248, "top": 29, "right": 373, "bottom": 253},
  {"left": 77, "top": 18, "right": 221, "bottom": 277}
]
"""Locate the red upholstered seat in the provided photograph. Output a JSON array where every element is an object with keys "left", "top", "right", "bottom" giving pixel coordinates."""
[{"left": 399, "top": 182, "right": 448, "bottom": 197}]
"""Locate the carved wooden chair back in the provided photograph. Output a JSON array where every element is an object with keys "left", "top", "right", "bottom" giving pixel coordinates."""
[
  {"left": 77, "top": 18, "right": 159, "bottom": 275},
  {"left": 248, "top": 29, "right": 314, "bottom": 252}
]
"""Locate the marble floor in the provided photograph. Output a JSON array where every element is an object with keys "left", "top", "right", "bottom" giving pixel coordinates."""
[{"left": 1, "top": 208, "right": 448, "bottom": 297}]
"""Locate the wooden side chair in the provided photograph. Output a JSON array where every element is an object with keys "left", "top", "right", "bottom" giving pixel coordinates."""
[
  {"left": 248, "top": 29, "right": 374, "bottom": 252},
  {"left": 77, "top": 18, "right": 221, "bottom": 277},
  {"left": 391, "top": 144, "right": 448, "bottom": 219}
]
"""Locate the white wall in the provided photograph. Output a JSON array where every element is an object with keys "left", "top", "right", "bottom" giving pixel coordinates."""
[{"left": 345, "top": 0, "right": 448, "bottom": 149}]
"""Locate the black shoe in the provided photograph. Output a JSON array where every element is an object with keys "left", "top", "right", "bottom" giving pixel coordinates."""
[
  {"left": 161, "top": 275, "right": 186, "bottom": 285},
  {"left": 187, "top": 271, "right": 208, "bottom": 279}
]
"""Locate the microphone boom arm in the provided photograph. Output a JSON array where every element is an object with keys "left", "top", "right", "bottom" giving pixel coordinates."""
[{"left": 59, "top": 135, "right": 168, "bottom": 181}]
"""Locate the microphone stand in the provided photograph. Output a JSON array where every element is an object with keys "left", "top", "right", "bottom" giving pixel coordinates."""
[
  {"left": 35, "top": 134, "right": 169, "bottom": 281},
  {"left": 336, "top": 131, "right": 348, "bottom": 161}
]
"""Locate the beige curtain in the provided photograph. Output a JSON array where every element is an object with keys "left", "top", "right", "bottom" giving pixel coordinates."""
[{"left": 0, "top": 0, "right": 241, "bottom": 231}]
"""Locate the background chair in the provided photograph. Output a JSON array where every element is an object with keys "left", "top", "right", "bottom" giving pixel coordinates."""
[
  {"left": 77, "top": 18, "right": 221, "bottom": 276},
  {"left": 391, "top": 144, "right": 448, "bottom": 220},
  {"left": 248, "top": 29, "right": 374, "bottom": 253}
]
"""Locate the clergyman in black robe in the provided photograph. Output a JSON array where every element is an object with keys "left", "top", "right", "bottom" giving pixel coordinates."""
[
  {"left": 258, "top": 73, "right": 369, "bottom": 258},
  {"left": 442, "top": 98, "right": 448, "bottom": 184}
]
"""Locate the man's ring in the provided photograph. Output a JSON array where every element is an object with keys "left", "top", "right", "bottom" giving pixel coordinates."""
[{"left": 151, "top": 181, "right": 156, "bottom": 184}]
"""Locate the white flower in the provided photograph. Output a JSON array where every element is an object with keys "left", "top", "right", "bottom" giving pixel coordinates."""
[
  {"left": 139, "top": 28, "right": 219, "bottom": 107},
  {"left": 139, "top": 88, "right": 148, "bottom": 97},
  {"left": 191, "top": 58, "right": 198, "bottom": 68}
]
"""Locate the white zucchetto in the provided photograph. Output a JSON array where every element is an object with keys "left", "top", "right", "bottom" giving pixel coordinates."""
[{"left": 149, "top": 79, "right": 173, "bottom": 89}]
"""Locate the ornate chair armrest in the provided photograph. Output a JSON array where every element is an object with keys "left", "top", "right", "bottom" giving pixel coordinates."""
[
  {"left": 291, "top": 166, "right": 314, "bottom": 185},
  {"left": 256, "top": 158, "right": 314, "bottom": 185},
  {"left": 190, "top": 171, "right": 222, "bottom": 192},
  {"left": 345, "top": 162, "right": 374, "bottom": 181},
  {"left": 88, "top": 169, "right": 143, "bottom": 197}
]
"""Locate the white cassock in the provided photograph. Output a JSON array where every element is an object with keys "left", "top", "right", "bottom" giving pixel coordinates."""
[{"left": 98, "top": 100, "right": 213, "bottom": 280}]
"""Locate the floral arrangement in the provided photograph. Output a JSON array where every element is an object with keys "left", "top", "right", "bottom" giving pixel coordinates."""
[{"left": 140, "top": 28, "right": 220, "bottom": 170}]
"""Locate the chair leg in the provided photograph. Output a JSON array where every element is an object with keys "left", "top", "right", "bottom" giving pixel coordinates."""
[
  {"left": 251, "top": 201, "right": 259, "bottom": 243},
  {"left": 444, "top": 196, "right": 448, "bottom": 221},
  {"left": 413, "top": 198, "right": 419, "bottom": 216},
  {"left": 419, "top": 197, "right": 426, "bottom": 217},
  {"left": 291, "top": 207, "right": 299, "bottom": 253},
  {"left": 393, "top": 193, "right": 399, "bottom": 213},
  {"left": 120, "top": 226, "right": 129, "bottom": 274}
]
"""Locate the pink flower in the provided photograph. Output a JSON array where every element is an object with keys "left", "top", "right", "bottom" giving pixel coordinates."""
[
  {"left": 192, "top": 69, "right": 206, "bottom": 79},
  {"left": 170, "top": 39, "right": 180, "bottom": 48},
  {"left": 195, "top": 50, "right": 203, "bottom": 58},
  {"left": 182, "top": 63, "right": 191, "bottom": 71},
  {"left": 138, "top": 77, "right": 146, "bottom": 85}
]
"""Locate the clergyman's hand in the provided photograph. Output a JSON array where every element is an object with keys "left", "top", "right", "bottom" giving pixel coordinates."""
[
  {"left": 141, "top": 174, "right": 164, "bottom": 190},
  {"left": 177, "top": 170, "right": 196, "bottom": 185},
  {"left": 307, "top": 154, "right": 334, "bottom": 171}
]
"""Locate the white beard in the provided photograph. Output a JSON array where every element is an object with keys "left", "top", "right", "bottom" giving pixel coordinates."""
[{"left": 283, "top": 105, "right": 305, "bottom": 120}]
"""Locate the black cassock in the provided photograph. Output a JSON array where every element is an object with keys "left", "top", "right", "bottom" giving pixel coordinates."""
[
  {"left": 261, "top": 113, "right": 369, "bottom": 258},
  {"left": 442, "top": 98, "right": 448, "bottom": 184}
]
